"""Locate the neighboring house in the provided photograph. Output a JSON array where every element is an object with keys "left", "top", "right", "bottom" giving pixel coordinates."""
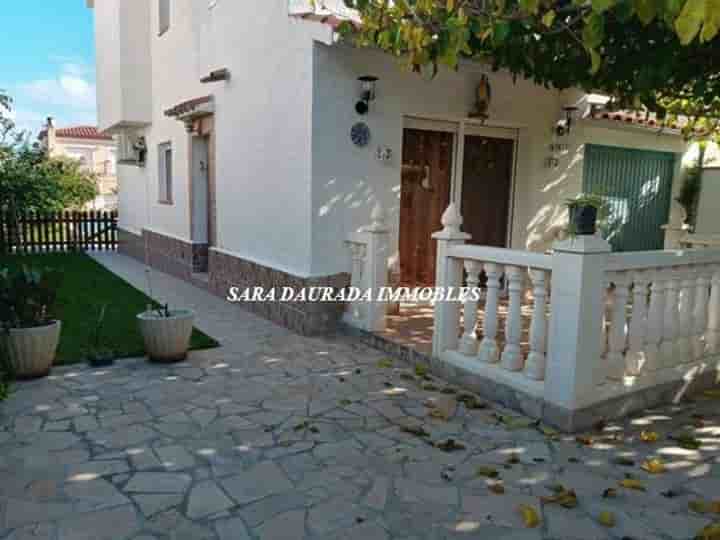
[
  {"left": 87, "top": 0, "right": 693, "bottom": 335},
  {"left": 38, "top": 118, "right": 119, "bottom": 211}
]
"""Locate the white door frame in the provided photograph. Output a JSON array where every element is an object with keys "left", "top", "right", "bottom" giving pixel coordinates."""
[{"left": 403, "top": 115, "right": 521, "bottom": 247}]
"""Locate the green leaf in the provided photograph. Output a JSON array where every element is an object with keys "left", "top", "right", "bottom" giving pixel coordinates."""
[
  {"left": 589, "top": 48, "right": 602, "bottom": 73},
  {"left": 675, "top": 0, "right": 705, "bottom": 44},
  {"left": 519, "top": 0, "right": 540, "bottom": 14},
  {"left": 633, "top": 0, "right": 657, "bottom": 24},
  {"left": 583, "top": 13, "right": 605, "bottom": 49},
  {"left": 592, "top": 0, "right": 615, "bottom": 13},
  {"left": 542, "top": 9, "right": 556, "bottom": 27},
  {"left": 493, "top": 20, "right": 511, "bottom": 43},
  {"left": 700, "top": 0, "right": 720, "bottom": 42}
]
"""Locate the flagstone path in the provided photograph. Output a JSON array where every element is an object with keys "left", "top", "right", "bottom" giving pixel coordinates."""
[{"left": 0, "top": 253, "right": 718, "bottom": 540}]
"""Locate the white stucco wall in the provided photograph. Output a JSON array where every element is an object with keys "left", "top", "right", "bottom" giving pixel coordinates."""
[
  {"left": 116, "top": 164, "right": 148, "bottom": 235},
  {"left": 310, "top": 43, "right": 568, "bottom": 277},
  {"left": 93, "top": 0, "right": 152, "bottom": 132},
  {"left": 97, "top": 0, "right": 330, "bottom": 276},
  {"left": 695, "top": 168, "right": 720, "bottom": 234}
]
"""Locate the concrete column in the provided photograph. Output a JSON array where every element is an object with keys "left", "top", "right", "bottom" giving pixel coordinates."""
[
  {"left": 544, "top": 235, "right": 611, "bottom": 411},
  {"left": 432, "top": 203, "right": 470, "bottom": 357}
]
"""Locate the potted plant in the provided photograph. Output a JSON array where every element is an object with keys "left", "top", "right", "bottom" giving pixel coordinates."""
[
  {"left": 565, "top": 193, "right": 607, "bottom": 236},
  {"left": 137, "top": 268, "right": 194, "bottom": 363},
  {"left": 137, "top": 302, "right": 195, "bottom": 363},
  {"left": 84, "top": 304, "right": 115, "bottom": 368},
  {"left": 0, "top": 266, "right": 62, "bottom": 379}
]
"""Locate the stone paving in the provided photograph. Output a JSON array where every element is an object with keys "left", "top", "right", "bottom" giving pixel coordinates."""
[{"left": 0, "top": 254, "right": 719, "bottom": 540}]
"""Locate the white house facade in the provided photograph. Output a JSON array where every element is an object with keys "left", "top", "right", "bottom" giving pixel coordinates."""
[{"left": 89, "top": 0, "right": 692, "bottom": 335}]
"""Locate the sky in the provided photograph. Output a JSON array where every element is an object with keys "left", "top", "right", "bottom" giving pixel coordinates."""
[{"left": 0, "top": 1, "right": 97, "bottom": 137}]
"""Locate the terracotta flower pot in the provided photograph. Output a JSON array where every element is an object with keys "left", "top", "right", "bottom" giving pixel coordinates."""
[
  {"left": 3, "top": 321, "right": 61, "bottom": 379},
  {"left": 137, "top": 309, "right": 194, "bottom": 363}
]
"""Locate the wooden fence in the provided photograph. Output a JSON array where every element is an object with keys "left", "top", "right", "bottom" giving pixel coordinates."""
[{"left": 0, "top": 211, "right": 118, "bottom": 254}]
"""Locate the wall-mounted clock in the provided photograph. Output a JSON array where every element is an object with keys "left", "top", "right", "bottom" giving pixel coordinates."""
[{"left": 350, "top": 122, "right": 371, "bottom": 147}]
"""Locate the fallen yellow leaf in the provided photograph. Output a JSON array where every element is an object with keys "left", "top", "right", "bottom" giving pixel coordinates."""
[
  {"left": 640, "top": 430, "right": 659, "bottom": 443},
  {"left": 518, "top": 504, "right": 540, "bottom": 528},
  {"left": 696, "top": 522, "right": 720, "bottom": 540},
  {"left": 476, "top": 466, "right": 500, "bottom": 479},
  {"left": 711, "top": 501, "right": 720, "bottom": 514},
  {"left": 541, "top": 487, "right": 578, "bottom": 509},
  {"left": 488, "top": 482, "right": 505, "bottom": 495},
  {"left": 690, "top": 500, "right": 709, "bottom": 514},
  {"left": 641, "top": 458, "right": 666, "bottom": 474},
  {"left": 598, "top": 511, "right": 616, "bottom": 527},
  {"left": 619, "top": 479, "right": 646, "bottom": 491},
  {"left": 576, "top": 435, "right": 594, "bottom": 446},
  {"left": 703, "top": 388, "right": 720, "bottom": 398},
  {"left": 428, "top": 408, "right": 449, "bottom": 420}
]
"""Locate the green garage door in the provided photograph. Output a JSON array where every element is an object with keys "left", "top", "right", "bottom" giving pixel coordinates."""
[{"left": 583, "top": 144, "right": 676, "bottom": 252}]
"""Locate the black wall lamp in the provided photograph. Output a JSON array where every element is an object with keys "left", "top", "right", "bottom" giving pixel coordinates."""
[
  {"left": 356, "top": 75, "right": 379, "bottom": 115},
  {"left": 556, "top": 105, "right": 579, "bottom": 136}
]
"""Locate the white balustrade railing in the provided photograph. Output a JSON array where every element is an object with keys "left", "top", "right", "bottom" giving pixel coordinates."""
[
  {"left": 431, "top": 204, "right": 552, "bottom": 396},
  {"left": 343, "top": 203, "right": 389, "bottom": 332},
  {"left": 431, "top": 203, "right": 720, "bottom": 412},
  {"left": 602, "top": 251, "right": 720, "bottom": 384}
]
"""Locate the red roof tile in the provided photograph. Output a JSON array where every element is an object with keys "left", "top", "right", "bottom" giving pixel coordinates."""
[
  {"left": 589, "top": 109, "right": 682, "bottom": 131},
  {"left": 56, "top": 126, "right": 113, "bottom": 140},
  {"left": 290, "top": 12, "right": 358, "bottom": 30}
]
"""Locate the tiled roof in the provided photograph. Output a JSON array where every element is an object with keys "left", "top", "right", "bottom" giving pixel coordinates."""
[
  {"left": 589, "top": 109, "right": 685, "bottom": 131},
  {"left": 164, "top": 96, "right": 213, "bottom": 118},
  {"left": 39, "top": 126, "right": 113, "bottom": 141}
]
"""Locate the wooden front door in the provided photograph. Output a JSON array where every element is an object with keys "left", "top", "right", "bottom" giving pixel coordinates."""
[
  {"left": 461, "top": 135, "right": 514, "bottom": 247},
  {"left": 399, "top": 129, "right": 454, "bottom": 287}
]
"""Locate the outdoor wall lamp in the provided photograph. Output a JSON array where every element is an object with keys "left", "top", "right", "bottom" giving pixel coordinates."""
[
  {"left": 356, "top": 75, "right": 379, "bottom": 115},
  {"left": 556, "top": 106, "right": 579, "bottom": 137}
]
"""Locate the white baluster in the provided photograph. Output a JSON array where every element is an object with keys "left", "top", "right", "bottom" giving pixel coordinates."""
[
  {"left": 707, "top": 266, "right": 720, "bottom": 355},
  {"left": 606, "top": 273, "right": 630, "bottom": 380},
  {"left": 626, "top": 272, "right": 649, "bottom": 377},
  {"left": 692, "top": 268, "right": 710, "bottom": 360},
  {"left": 478, "top": 263, "right": 501, "bottom": 363},
  {"left": 459, "top": 260, "right": 482, "bottom": 355},
  {"left": 644, "top": 271, "right": 666, "bottom": 371},
  {"left": 677, "top": 267, "right": 695, "bottom": 363},
  {"left": 346, "top": 243, "right": 366, "bottom": 326},
  {"left": 661, "top": 270, "right": 680, "bottom": 368},
  {"left": 525, "top": 268, "right": 549, "bottom": 380},
  {"left": 500, "top": 265, "right": 524, "bottom": 371}
]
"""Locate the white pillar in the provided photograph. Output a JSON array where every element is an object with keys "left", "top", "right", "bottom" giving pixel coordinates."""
[
  {"left": 500, "top": 265, "right": 524, "bottom": 371},
  {"left": 606, "top": 273, "right": 630, "bottom": 381},
  {"left": 544, "top": 236, "right": 611, "bottom": 411},
  {"left": 344, "top": 242, "right": 367, "bottom": 326},
  {"left": 525, "top": 268, "right": 549, "bottom": 380},
  {"left": 644, "top": 271, "right": 666, "bottom": 371},
  {"left": 478, "top": 262, "right": 502, "bottom": 363},
  {"left": 626, "top": 272, "right": 649, "bottom": 377},
  {"left": 661, "top": 270, "right": 680, "bottom": 368},
  {"left": 692, "top": 268, "right": 710, "bottom": 360},
  {"left": 707, "top": 266, "right": 720, "bottom": 355},
  {"left": 459, "top": 260, "right": 482, "bottom": 355},
  {"left": 432, "top": 203, "right": 470, "bottom": 357},
  {"left": 677, "top": 267, "right": 695, "bottom": 363},
  {"left": 363, "top": 203, "right": 390, "bottom": 332}
]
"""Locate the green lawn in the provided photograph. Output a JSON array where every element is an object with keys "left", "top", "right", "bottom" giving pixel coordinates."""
[{"left": 0, "top": 253, "right": 219, "bottom": 365}]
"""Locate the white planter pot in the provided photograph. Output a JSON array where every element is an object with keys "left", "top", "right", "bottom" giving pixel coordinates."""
[
  {"left": 3, "top": 321, "right": 61, "bottom": 379},
  {"left": 137, "top": 309, "right": 195, "bottom": 363}
]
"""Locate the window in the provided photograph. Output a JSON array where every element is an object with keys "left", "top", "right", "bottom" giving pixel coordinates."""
[
  {"left": 159, "top": 0, "right": 170, "bottom": 36},
  {"left": 158, "top": 143, "right": 173, "bottom": 204}
]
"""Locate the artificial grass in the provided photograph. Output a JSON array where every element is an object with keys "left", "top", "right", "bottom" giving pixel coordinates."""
[{"left": 0, "top": 252, "right": 219, "bottom": 365}]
